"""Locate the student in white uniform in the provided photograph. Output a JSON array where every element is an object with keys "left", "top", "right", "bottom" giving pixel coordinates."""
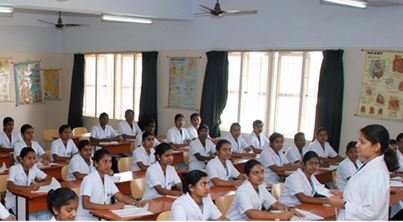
[
  {"left": 186, "top": 113, "right": 201, "bottom": 140},
  {"left": 118, "top": 109, "right": 141, "bottom": 140},
  {"left": 206, "top": 139, "right": 247, "bottom": 186},
  {"left": 77, "top": 149, "right": 142, "bottom": 220},
  {"left": 90, "top": 112, "right": 121, "bottom": 143},
  {"left": 14, "top": 124, "right": 49, "bottom": 165},
  {"left": 166, "top": 113, "right": 191, "bottom": 149},
  {"left": 142, "top": 143, "right": 182, "bottom": 200},
  {"left": 189, "top": 125, "right": 216, "bottom": 171},
  {"left": 244, "top": 120, "right": 269, "bottom": 154},
  {"left": 258, "top": 133, "right": 300, "bottom": 184},
  {"left": 224, "top": 123, "right": 255, "bottom": 158},
  {"left": 46, "top": 188, "right": 78, "bottom": 221},
  {"left": 50, "top": 124, "right": 78, "bottom": 162},
  {"left": 0, "top": 117, "right": 21, "bottom": 152},
  {"left": 280, "top": 151, "right": 339, "bottom": 207},
  {"left": 0, "top": 203, "right": 13, "bottom": 221},
  {"left": 132, "top": 131, "right": 156, "bottom": 171},
  {"left": 6, "top": 147, "right": 52, "bottom": 220},
  {"left": 226, "top": 159, "right": 297, "bottom": 220},
  {"left": 336, "top": 141, "right": 362, "bottom": 191},
  {"left": 328, "top": 124, "right": 398, "bottom": 220},
  {"left": 171, "top": 170, "right": 224, "bottom": 220},
  {"left": 307, "top": 127, "right": 343, "bottom": 163},
  {"left": 285, "top": 132, "right": 307, "bottom": 163},
  {"left": 135, "top": 118, "right": 160, "bottom": 148},
  {"left": 392, "top": 133, "right": 403, "bottom": 173},
  {"left": 67, "top": 140, "right": 95, "bottom": 181}
]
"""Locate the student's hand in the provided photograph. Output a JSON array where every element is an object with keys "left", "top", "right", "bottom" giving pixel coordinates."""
[
  {"left": 244, "top": 146, "right": 252, "bottom": 153},
  {"left": 110, "top": 202, "right": 125, "bottom": 210},
  {"left": 41, "top": 159, "right": 50, "bottom": 166},
  {"left": 134, "top": 200, "right": 145, "bottom": 207},
  {"left": 329, "top": 189, "right": 342, "bottom": 197},
  {"left": 30, "top": 183, "right": 40, "bottom": 191},
  {"left": 289, "top": 208, "right": 304, "bottom": 218},
  {"left": 327, "top": 196, "right": 344, "bottom": 208}
]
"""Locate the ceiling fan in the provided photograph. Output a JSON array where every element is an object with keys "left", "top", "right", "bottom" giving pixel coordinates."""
[
  {"left": 197, "top": 0, "right": 258, "bottom": 17},
  {"left": 38, "top": 11, "right": 88, "bottom": 28}
]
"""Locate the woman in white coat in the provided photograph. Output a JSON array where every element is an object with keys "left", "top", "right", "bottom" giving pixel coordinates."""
[
  {"left": 131, "top": 131, "right": 156, "bottom": 171},
  {"left": 335, "top": 141, "right": 362, "bottom": 191},
  {"left": 306, "top": 127, "right": 343, "bottom": 163},
  {"left": 14, "top": 124, "right": 49, "bottom": 165},
  {"left": 166, "top": 113, "right": 191, "bottom": 149},
  {"left": 67, "top": 140, "right": 95, "bottom": 181},
  {"left": 0, "top": 117, "right": 21, "bottom": 152},
  {"left": 46, "top": 188, "right": 78, "bottom": 221},
  {"left": 328, "top": 124, "right": 398, "bottom": 220},
  {"left": 50, "top": 125, "right": 78, "bottom": 162},
  {"left": 223, "top": 123, "right": 255, "bottom": 158},
  {"left": 171, "top": 170, "right": 224, "bottom": 221},
  {"left": 189, "top": 125, "right": 216, "bottom": 171}
]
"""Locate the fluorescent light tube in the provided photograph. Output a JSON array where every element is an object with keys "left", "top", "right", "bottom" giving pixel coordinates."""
[
  {"left": 101, "top": 14, "right": 152, "bottom": 24},
  {"left": 0, "top": 6, "right": 13, "bottom": 14},
  {"left": 321, "top": 0, "right": 367, "bottom": 9}
]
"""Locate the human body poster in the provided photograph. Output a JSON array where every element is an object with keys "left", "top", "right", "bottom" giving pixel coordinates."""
[
  {"left": 357, "top": 51, "right": 403, "bottom": 121},
  {"left": 14, "top": 61, "right": 43, "bottom": 105}
]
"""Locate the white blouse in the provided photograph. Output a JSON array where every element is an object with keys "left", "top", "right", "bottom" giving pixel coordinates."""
[
  {"left": 189, "top": 138, "right": 216, "bottom": 171},
  {"left": 307, "top": 139, "right": 338, "bottom": 158},
  {"left": 171, "top": 193, "right": 221, "bottom": 221},
  {"left": 336, "top": 157, "right": 362, "bottom": 191},
  {"left": 244, "top": 132, "right": 269, "bottom": 150},
  {"left": 50, "top": 138, "right": 78, "bottom": 161},
  {"left": 0, "top": 131, "right": 21, "bottom": 149},
  {"left": 14, "top": 140, "right": 45, "bottom": 161},
  {"left": 118, "top": 120, "right": 141, "bottom": 137},
  {"left": 90, "top": 124, "right": 118, "bottom": 139},
  {"left": 206, "top": 156, "right": 240, "bottom": 186},
  {"left": 142, "top": 162, "right": 181, "bottom": 200},
  {"left": 258, "top": 147, "right": 290, "bottom": 184},
  {"left": 166, "top": 127, "right": 191, "bottom": 144},
  {"left": 67, "top": 154, "right": 95, "bottom": 181},
  {"left": 223, "top": 134, "right": 250, "bottom": 153},
  {"left": 131, "top": 145, "right": 156, "bottom": 171}
]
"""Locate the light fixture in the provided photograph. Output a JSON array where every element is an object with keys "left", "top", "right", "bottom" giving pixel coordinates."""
[
  {"left": 0, "top": 6, "right": 13, "bottom": 14},
  {"left": 101, "top": 14, "right": 152, "bottom": 24},
  {"left": 321, "top": 0, "right": 367, "bottom": 9}
]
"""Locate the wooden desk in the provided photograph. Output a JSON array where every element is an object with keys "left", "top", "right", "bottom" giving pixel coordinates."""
[
  {"left": 0, "top": 152, "right": 12, "bottom": 168},
  {"left": 295, "top": 203, "right": 336, "bottom": 220},
  {"left": 41, "top": 164, "right": 64, "bottom": 180},
  {"left": 92, "top": 141, "right": 132, "bottom": 155},
  {"left": 172, "top": 148, "right": 188, "bottom": 165},
  {"left": 209, "top": 186, "right": 236, "bottom": 201},
  {"left": 71, "top": 132, "right": 91, "bottom": 146}
]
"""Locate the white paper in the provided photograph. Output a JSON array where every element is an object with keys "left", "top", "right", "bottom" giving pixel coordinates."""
[
  {"left": 391, "top": 176, "right": 403, "bottom": 181},
  {"left": 112, "top": 176, "right": 121, "bottom": 183},
  {"left": 165, "top": 195, "right": 179, "bottom": 199},
  {"left": 315, "top": 186, "right": 333, "bottom": 197},
  {"left": 291, "top": 208, "right": 324, "bottom": 221},
  {"left": 99, "top": 141, "right": 119, "bottom": 145},
  {"left": 390, "top": 180, "right": 403, "bottom": 188},
  {"left": 319, "top": 165, "right": 338, "bottom": 171},
  {"left": 32, "top": 177, "right": 61, "bottom": 193},
  {"left": 111, "top": 204, "right": 152, "bottom": 218}
]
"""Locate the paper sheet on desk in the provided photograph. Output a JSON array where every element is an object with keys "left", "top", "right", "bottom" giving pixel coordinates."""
[
  {"left": 391, "top": 180, "right": 403, "bottom": 187},
  {"left": 319, "top": 165, "right": 338, "bottom": 171},
  {"left": 291, "top": 209, "right": 324, "bottom": 221},
  {"left": 111, "top": 204, "right": 153, "bottom": 218},
  {"left": 32, "top": 177, "right": 61, "bottom": 193},
  {"left": 391, "top": 176, "right": 403, "bottom": 181},
  {"left": 99, "top": 141, "right": 119, "bottom": 145}
]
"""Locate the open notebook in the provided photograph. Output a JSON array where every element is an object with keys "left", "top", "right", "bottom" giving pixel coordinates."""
[
  {"left": 291, "top": 208, "right": 324, "bottom": 221},
  {"left": 390, "top": 180, "right": 403, "bottom": 188},
  {"left": 111, "top": 204, "right": 153, "bottom": 218},
  {"left": 32, "top": 177, "right": 61, "bottom": 193}
]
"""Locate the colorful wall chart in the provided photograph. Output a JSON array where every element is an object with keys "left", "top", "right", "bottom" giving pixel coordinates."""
[
  {"left": 14, "top": 61, "right": 43, "bottom": 105},
  {"left": 0, "top": 58, "right": 11, "bottom": 102},
  {"left": 43, "top": 69, "right": 60, "bottom": 100}
]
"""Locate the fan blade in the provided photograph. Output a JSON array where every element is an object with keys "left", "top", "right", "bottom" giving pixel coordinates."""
[
  {"left": 38, "top": 19, "right": 57, "bottom": 25},
  {"left": 64, "top": 24, "right": 89, "bottom": 27},
  {"left": 194, "top": 12, "right": 211, "bottom": 16},
  {"left": 199, "top": 4, "right": 214, "bottom": 12},
  {"left": 223, "top": 9, "right": 257, "bottom": 15}
]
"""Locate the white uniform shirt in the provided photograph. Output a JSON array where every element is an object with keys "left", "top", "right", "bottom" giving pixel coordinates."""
[
  {"left": 131, "top": 145, "right": 156, "bottom": 171},
  {"left": 186, "top": 125, "right": 198, "bottom": 140},
  {"left": 224, "top": 134, "right": 249, "bottom": 153},
  {"left": 0, "top": 203, "right": 10, "bottom": 220},
  {"left": 258, "top": 147, "right": 289, "bottom": 184},
  {"left": 67, "top": 154, "right": 95, "bottom": 181},
  {"left": 142, "top": 162, "right": 181, "bottom": 200},
  {"left": 226, "top": 180, "right": 277, "bottom": 220},
  {"left": 171, "top": 193, "right": 221, "bottom": 221},
  {"left": 50, "top": 138, "right": 78, "bottom": 160},
  {"left": 206, "top": 156, "right": 240, "bottom": 186},
  {"left": 118, "top": 120, "right": 141, "bottom": 137},
  {"left": 0, "top": 131, "right": 21, "bottom": 149},
  {"left": 135, "top": 131, "right": 160, "bottom": 148},
  {"left": 244, "top": 132, "right": 269, "bottom": 150},
  {"left": 166, "top": 127, "right": 190, "bottom": 144},
  {"left": 336, "top": 157, "right": 362, "bottom": 191},
  {"left": 90, "top": 124, "right": 118, "bottom": 139},
  {"left": 285, "top": 144, "right": 306, "bottom": 163},
  {"left": 396, "top": 149, "right": 403, "bottom": 172},
  {"left": 337, "top": 155, "right": 389, "bottom": 220},
  {"left": 307, "top": 139, "right": 338, "bottom": 158},
  {"left": 14, "top": 140, "right": 45, "bottom": 161},
  {"left": 5, "top": 163, "right": 47, "bottom": 209},
  {"left": 77, "top": 171, "right": 119, "bottom": 221},
  {"left": 280, "top": 168, "right": 329, "bottom": 207},
  {"left": 189, "top": 138, "right": 216, "bottom": 171}
]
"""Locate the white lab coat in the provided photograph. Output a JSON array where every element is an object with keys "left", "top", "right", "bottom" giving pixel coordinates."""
[
  {"left": 142, "top": 162, "right": 181, "bottom": 200},
  {"left": 0, "top": 203, "right": 10, "bottom": 220},
  {"left": 280, "top": 168, "right": 330, "bottom": 207},
  {"left": 67, "top": 154, "right": 95, "bottom": 181},
  {"left": 171, "top": 193, "right": 222, "bottom": 221},
  {"left": 189, "top": 138, "right": 216, "bottom": 171},
  {"left": 90, "top": 124, "right": 118, "bottom": 139},
  {"left": 118, "top": 120, "right": 141, "bottom": 137},
  {"left": 135, "top": 131, "right": 160, "bottom": 148},
  {"left": 258, "top": 147, "right": 289, "bottom": 184},
  {"left": 337, "top": 155, "right": 389, "bottom": 220},
  {"left": 0, "top": 131, "right": 21, "bottom": 149},
  {"left": 77, "top": 170, "right": 119, "bottom": 221},
  {"left": 396, "top": 149, "right": 403, "bottom": 172},
  {"left": 50, "top": 138, "right": 78, "bottom": 161},
  {"left": 166, "top": 127, "right": 191, "bottom": 144},
  {"left": 336, "top": 157, "right": 362, "bottom": 191},
  {"left": 223, "top": 134, "right": 250, "bottom": 153},
  {"left": 206, "top": 156, "right": 240, "bottom": 186},
  {"left": 226, "top": 180, "right": 277, "bottom": 220},
  {"left": 14, "top": 140, "right": 45, "bottom": 161},
  {"left": 307, "top": 139, "right": 338, "bottom": 158},
  {"left": 131, "top": 145, "right": 156, "bottom": 171},
  {"left": 244, "top": 132, "right": 269, "bottom": 150},
  {"left": 186, "top": 125, "right": 198, "bottom": 140},
  {"left": 285, "top": 144, "right": 307, "bottom": 163}
]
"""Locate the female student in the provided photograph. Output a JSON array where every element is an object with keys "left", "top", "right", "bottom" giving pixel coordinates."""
[
  {"left": 307, "top": 127, "right": 343, "bottom": 163},
  {"left": 47, "top": 188, "right": 78, "bottom": 221},
  {"left": 6, "top": 147, "right": 52, "bottom": 220},
  {"left": 258, "top": 133, "right": 300, "bottom": 184},
  {"left": 14, "top": 124, "right": 49, "bottom": 165},
  {"left": 392, "top": 133, "right": 403, "bottom": 172},
  {"left": 77, "top": 149, "right": 142, "bottom": 221},
  {"left": 142, "top": 143, "right": 182, "bottom": 200},
  {"left": 171, "top": 170, "right": 224, "bottom": 220},
  {"left": 135, "top": 118, "right": 160, "bottom": 148},
  {"left": 226, "top": 159, "right": 297, "bottom": 220},
  {"left": 0, "top": 117, "right": 21, "bottom": 152},
  {"left": 280, "top": 151, "right": 339, "bottom": 207},
  {"left": 206, "top": 139, "right": 246, "bottom": 187},
  {"left": 285, "top": 132, "right": 307, "bottom": 163},
  {"left": 118, "top": 109, "right": 141, "bottom": 140},
  {"left": 186, "top": 113, "right": 201, "bottom": 140},
  {"left": 328, "top": 124, "right": 398, "bottom": 220},
  {"left": 224, "top": 123, "right": 255, "bottom": 158},
  {"left": 131, "top": 131, "right": 156, "bottom": 171},
  {"left": 50, "top": 125, "right": 78, "bottom": 162},
  {"left": 189, "top": 125, "right": 216, "bottom": 171},
  {"left": 336, "top": 141, "right": 362, "bottom": 191},
  {"left": 89, "top": 112, "right": 121, "bottom": 143},
  {"left": 166, "top": 113, "right": 191, "bottom": 149},
  {"left": 67, "top": 140, "right": 95, "bottom": 181}
]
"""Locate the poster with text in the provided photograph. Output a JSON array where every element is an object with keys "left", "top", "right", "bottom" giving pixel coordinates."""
[
  {"left": 14, "top": 61, "right": 43, "bottom": 106},
  {"left": 357, "top": 51, "right": 403, "bottom": 121},
  {"left": 0, "top": 58, "right": 11, "bottom": 102},
  {"left": 168, "top": 57, "right": 198, "bottom": 109},
  {"left": 43, "top": 69, "right": 60, "bottom": 100}
]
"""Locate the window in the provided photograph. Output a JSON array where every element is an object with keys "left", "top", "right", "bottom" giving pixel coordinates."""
[
  {"left": 221, "top": 51, "right": 322, "bottom": 139},
  {"left": 83, "top": 53, "right": 142, "bottom": 120}
]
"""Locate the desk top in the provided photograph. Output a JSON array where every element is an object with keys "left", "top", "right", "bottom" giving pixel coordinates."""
[{"left": 294, "top": 203, "right": 336, "bottom": 220}]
